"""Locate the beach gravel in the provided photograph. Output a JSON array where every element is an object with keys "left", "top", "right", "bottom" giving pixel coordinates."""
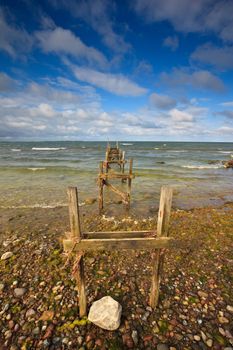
[{"left": 0, "top": 204, "right": 232, "bottom": 349}]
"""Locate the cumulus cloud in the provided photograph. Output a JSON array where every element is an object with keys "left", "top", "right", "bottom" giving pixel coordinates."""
[
  {"left": 133, "top": 0, "right": 233, "bottom": 42},
  {"left": 160, "top": 68, "right": 225, "bottom": 92},
  {"left": 163, "top": 36, "right": 179, "bottom": 51},
  {"left": 0, "top": 9, "right": 33, "bottom": 57},
  {"left": 49, "top": 0, "right": 130, "bottom": 53},
  {"left": 35, "top": 26, "right": 108, "bottom": 67},
  {"left": 149, "top": 92, "right": 176, "bottom": 109},
  {"left": 71, "top": 65, "right": 148, "bottom": 96},
  {"left": 220, "top": 101, "right": 233, "bottom": 107},
  {"left": 191, "top": 43, "right": 233, "bottom": 70}
]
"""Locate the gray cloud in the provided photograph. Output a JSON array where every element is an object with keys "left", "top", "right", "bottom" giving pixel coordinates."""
[
  {"left": 149, "top": 92, "right": 176, "bottom": 109},
  {"left": 35, "top": 26, "right": 108, "bottom": 68},
  {"left": 0, "top": 72, "right": 17, "bottom": 92},
  {"left": 160, "top": 68, "right": 225, "bottom": 92},
  {"left": 191, "top": 43, "right": 233, "bottom": 70},
  {"left": 218, "top": 110, "right": 233, "bottom": 119},
  {"left": 133, "top": 0, "right": 233, "bottom": 43},
  {"left": 163, "top": 36, "right": 179, "bottom": 51},
  {"left": 0, "top": 9, "right": 33, "bottom": 57}
]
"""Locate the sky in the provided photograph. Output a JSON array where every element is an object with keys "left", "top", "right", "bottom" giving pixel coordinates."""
[{"left": 0, "top": 0, "right": 233, "bottom": 141}]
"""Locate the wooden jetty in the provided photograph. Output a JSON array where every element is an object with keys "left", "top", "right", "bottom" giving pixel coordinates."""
[
  {"left": 63, "top": 185, "right": 175, "bottom": 317},
  {"left": 98, "top": 143, "right": 134, "bottom": 212}
]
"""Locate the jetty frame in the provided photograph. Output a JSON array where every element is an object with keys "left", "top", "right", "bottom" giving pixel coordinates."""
[
  {"left": 98, "top": 143, "right": 135, "bottom": 212},
  {"left": 63, "top": 185, "right": 174, "bottom": 317}
]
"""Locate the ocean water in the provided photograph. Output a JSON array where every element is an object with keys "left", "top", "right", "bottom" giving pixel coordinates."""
[{"left": 0, "top": 141, "right": 233, "bottom": 212}]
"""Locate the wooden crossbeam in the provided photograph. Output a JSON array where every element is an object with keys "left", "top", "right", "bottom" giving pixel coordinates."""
[
  {"left": 99, "top": 173, "right": 134, "bottom": 180},
  {"left": 83, "top": 230, "right": 154, "bottom": 239},
  {"left": 63, "top": 236, "right": 172, "bottom": 252}
]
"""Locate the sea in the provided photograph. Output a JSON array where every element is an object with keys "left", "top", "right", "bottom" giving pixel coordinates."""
[{"left": 0, "top": 141, "right": 233, "bottom": 213}]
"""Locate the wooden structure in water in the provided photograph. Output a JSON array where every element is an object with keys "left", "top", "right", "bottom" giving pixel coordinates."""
[
  {"left": 98, "top": 143, "right": 134, "bottom": 212},
  {"left": 63, "top": 185, "right": 175, "bottom": 317}
]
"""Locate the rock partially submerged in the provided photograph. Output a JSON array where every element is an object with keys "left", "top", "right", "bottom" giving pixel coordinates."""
[
  {"left": 223, "top": 160, "right": 233, "bottom": 168},
  {"left": 88, "top": 296, "right": 122, "bottom": 330}
]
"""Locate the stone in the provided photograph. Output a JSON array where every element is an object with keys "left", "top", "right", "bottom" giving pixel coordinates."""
[
  {"left": 206, "top": 339, "right": 213, "bottom": 347},
  {"left": 226, "top": 305, "right": 233, "bottom": 313},
  {"left": 218, "top": 316, "right": 229, "bottom": 324},
  {"left": 157, "top": 344, "right": 169, "bottom": 350},
  {"left": 224, "top": 160, "right": 233, "bottom": 168},
  {"left": 4, "top": 330, "right": 12, "bottom": 339},
  {"left": 198, "top": 291, "right": 208, "bottom": 298},
  {"left": 88, "top": 296, "right": 122, "bottom": 330},
  {"left": 26, "top": 308, "right": 36, "bottom": 318},
  {"left": 132, "top": 330, "right": 138, "bottom": 345},
  {"left": 194, "top": 335, "right": 201, "bottom": 341},
  {"left": 84, "top": 198, "right": 96, "bottom": 205},
  {"left": 1, "top": 252, "right": 13, "bottom": 260},
  {"left": 14, "top": 288, "right": 26, "bottom": 297},
  {"left": 0, "top": 283, "right": 5, "bottom": 291}
]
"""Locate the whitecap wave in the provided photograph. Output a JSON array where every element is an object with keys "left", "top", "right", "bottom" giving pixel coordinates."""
[
  {"left": 154, "top": 147, "right": 160, "bottom": 150},
  {"left": 27, "top": 167, "right": 46, "bottom": 171},
  {"left": 32, "top": 147, "right": 66, "bottom": 151},
  {"left": 121, "top": 143, "right": 133, "bottom": 146},
  {"left": 11, "top": 148, "right": 21, "bottom": 152},
  {"left": 218, "top": 151, "right": 232, "bottom": 154},
  {"left": 182, "top": 165, "right": 222, "bottom": 169},
  {"left": 0, "top": 203, "right": 67, "bottom": 209}
]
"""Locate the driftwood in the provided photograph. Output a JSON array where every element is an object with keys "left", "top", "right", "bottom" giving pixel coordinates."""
[{"left": 64, "top": 186, "right": 174, "bottom": 317}]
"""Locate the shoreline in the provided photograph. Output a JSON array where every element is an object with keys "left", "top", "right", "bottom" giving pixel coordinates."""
[{"left": 0, "top": 203, "right": 232, "bottom": 349}]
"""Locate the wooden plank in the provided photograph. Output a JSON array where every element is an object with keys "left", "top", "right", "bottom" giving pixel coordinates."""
[
  {"left": 67, "top": 187, "right": 82, "bottom": 241},
  {"left": 83, "top": 230, "right": 155, "bottom": 239},
  {"left": 63, "top": 237, "right": 173, "bottom": 251},
  {"left": 157, "top": 186, "right": 173, "bottom": 237},
  {"left": 149, "top": 251, "right": 160, "bottom": 308},
  {"left": 126, "top": 159, "right": 133, "bottom": 209},
  {"left": 149, "top": 186, "right": 173, "bottom": 308},
  {"left": 99, "top": 162, "right": 104, "bottom": 212},
  {"left": 73, "top": 255, "right": 87, "bottom": 317},
  {"left": 99, "top": 173, "right": 134, "bottom": 179},
  {"left": 105, "top": 181, "right": 128, "bottom": 203}
]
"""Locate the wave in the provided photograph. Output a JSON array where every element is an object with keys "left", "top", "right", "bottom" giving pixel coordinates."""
[
  {"left": 169, "top": 150, "right": 187, "bottom": 153},
  {"left": 182, "top": 165, "right": 222, "bottom": 169},
  {"left": 11, "top": 148, "right": 21, "bottom": 152},
  {"left": 32, "top": 147, "right": 66, "bottom": 151},
  {"left": 27, "top": 167, "right": 46, "bottom": 171},
  {"left": 154, "top": 147, "right": 160, "bottom": 150},
  {"left": 218, "top": 151, "right": 232, "bottom": 154},
  {"left": 0, "top": 203, "right": 67, "bottom": 209},
  {"left": 121, "top": 143, "right": 133, "bottom": 146}
]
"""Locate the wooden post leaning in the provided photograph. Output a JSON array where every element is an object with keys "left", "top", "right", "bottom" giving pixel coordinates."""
[
  {"left": 63, "top": 186, "right": 174, "bottom": 317},
  {"left": 149, "top": 186, "right": 173, "bottom": 308}
]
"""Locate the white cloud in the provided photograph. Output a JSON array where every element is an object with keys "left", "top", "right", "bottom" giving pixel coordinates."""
[
  {"left": 221, "top": 101, "right": 233, "bottom": 107},
  {"left": 35, "top": 26, "right": 108, "bottom": 67},
  {"left": 160, "top": 68, "right": 225, "bottom": 92},
  {"left": 0, "top": 9, "right": 33, "bottom": 57},
  {"left": 169, "top": 108, "right": 194, "bottom": 122},
  {"left": 71, "top": 66, "right": 148, "bottom": 96},
  {"left": 163, "top": 36, "right": 179, "bottom": 51},
  {"left": 191, "top": 43, "right": 233, "bottom": 70},
  {"left": 150, "top": 92, "right": 176, "bottom": 109}
]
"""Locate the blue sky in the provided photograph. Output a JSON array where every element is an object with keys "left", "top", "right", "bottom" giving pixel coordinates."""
[{"left": 0, "top": 0, "right": 233, "bottom": 141}]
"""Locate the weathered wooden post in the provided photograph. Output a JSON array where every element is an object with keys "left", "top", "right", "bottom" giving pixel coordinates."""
[
  {"left": 67, "top": 187, "right": 87, "bottom": 317},
  {"left": 121, "top": 151, "right": 125, "bottom": 182},
  {"left": 126, "top": 159, "right": 133, "bottom": 209},
  {"left": 149, "top": 186, "right": 173, "bottom": 308},
  {"left": 99, "top": 161, "right": 104, "bottom": 213}
]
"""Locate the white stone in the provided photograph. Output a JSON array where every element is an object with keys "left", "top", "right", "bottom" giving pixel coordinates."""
[
  {"left": 88, "top": 296, "right": 122, "bottom": 330},
  {"left": 1, "top": 252, "right": 13, "bottom": 260},
  {"left": 14, "top": 288, "right": 26, "bottom": 297},
  {"left": 26, "top": 308, "right": 36, "bottom": 318}
]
